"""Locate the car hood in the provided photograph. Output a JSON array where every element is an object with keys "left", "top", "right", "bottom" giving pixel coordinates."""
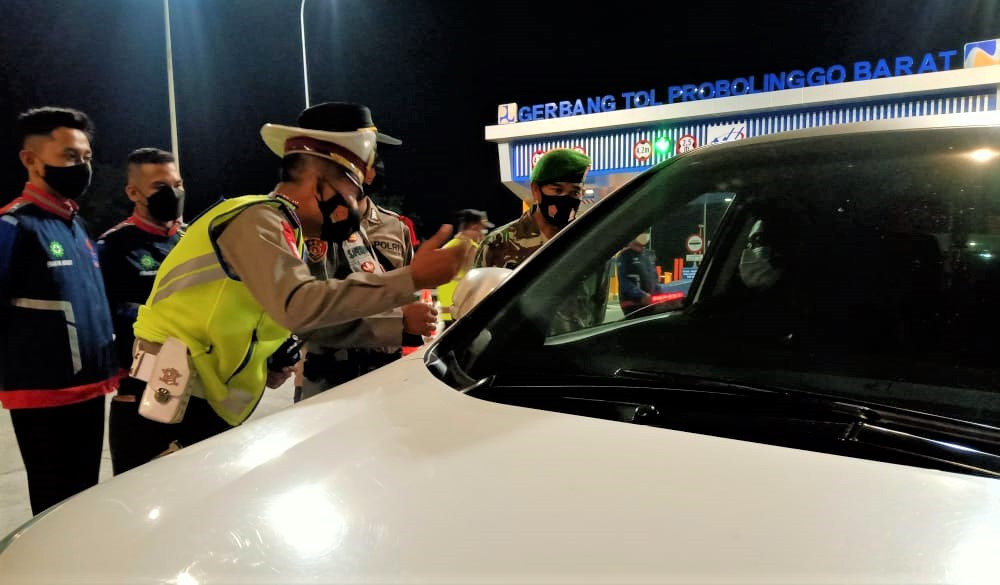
[{"left": 3, "top": 350, "right": 1000, "bottom": 584}]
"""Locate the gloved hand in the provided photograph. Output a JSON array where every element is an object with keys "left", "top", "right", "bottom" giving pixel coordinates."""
[{"left": 267, "top": 335, "right": 303, "bottom": 372}]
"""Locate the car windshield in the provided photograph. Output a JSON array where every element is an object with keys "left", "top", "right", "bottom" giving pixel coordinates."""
[{"left": 452, "top": 124, "right": 1000, "bottom": 427}]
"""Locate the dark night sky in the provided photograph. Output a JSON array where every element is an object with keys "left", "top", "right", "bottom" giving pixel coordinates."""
[{"left": 1, "top": 0, "right": 998, "bottom": 237}]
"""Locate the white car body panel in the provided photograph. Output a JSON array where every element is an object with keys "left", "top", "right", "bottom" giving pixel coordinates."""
[
  {"left": 7, "top": 115, "right": 1000, "bottom": 583},
  {"left": 2, "top": 348, "right": 1000, "bottom": 584}
]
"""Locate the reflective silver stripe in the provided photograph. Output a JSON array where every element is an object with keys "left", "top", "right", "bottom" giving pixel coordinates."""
[
  {"left": 219, "top": 387, "right": 254, "bottom": 416},
  {"left": 12, "top": 298, "right": 82, "bottom": 373},
  {"left": 156, "top": 253, "right": 219, "bottom": 289},
  {"left": 151, "top": 265, "right": 226, "bottom": 305}
]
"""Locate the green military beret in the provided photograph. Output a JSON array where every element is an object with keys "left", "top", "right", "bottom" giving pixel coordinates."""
[{"left": 530, "top": 148, "right": 591, "bottom": 185}]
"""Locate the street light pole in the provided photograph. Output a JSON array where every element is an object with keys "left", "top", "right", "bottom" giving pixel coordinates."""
[
  {"left": 164, "top": 0, "right": 180, "bottom": 171},
  {"left": 300, "top": 0, "right": 310, "bottom": 109}
]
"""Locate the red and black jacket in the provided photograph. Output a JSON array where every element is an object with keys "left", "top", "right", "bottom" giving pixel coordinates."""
[{"left": 0, "top": 184, "right": 120, "bottom": 408}]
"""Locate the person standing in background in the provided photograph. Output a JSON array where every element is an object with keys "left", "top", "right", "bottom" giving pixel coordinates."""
[
  {"left": 97, "top": 148, "right": 185, "bottom": 475},
  {"left": 437, "top": 209, "right": 493, "bottom": 328},
  {"left": 0, "top": 107, "right": 119, "bottom": 514},
  {"left": 474, "top": 148, "right": 608, "bottom": 334},
  {"left": 296, "top": 140, "right": 437, "bottom": 402},
  {"left": 474, "top": 149, "right": 589, "bottom": 270}
]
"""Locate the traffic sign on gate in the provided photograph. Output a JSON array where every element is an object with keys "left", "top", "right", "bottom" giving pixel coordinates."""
[
  {"left": 685, "top": 234, "right": 704, "bottom": 254},
  {"left": 530, "top": 149, "right": 547, "bottom": 168},
  {"left": 633, "top": 139, "right": 652, "bottom": 162}
]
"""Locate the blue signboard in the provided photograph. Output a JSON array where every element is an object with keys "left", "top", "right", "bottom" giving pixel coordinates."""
[
  {"left": 508, "top": 91, "right": 996, "bottom": 181},
  {"left": 496, "top": 40, "right": 1000, "bottom": 123}
]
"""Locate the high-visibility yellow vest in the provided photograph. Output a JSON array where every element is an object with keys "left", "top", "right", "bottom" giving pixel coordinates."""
[
  {"left": 436, "top": 237, "right": 478, "bottom": 321},
  {"left": 134, "top": 195, "right": 304, "bottom": 425}
]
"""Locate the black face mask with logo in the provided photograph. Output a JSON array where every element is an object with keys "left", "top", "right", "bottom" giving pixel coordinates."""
[
  {"left": 317, "top": 190, "right": 361, "bottom": 244},
  {"left": 146, "top": 185, "right": 185, "bottom": 223},
  {"left": 44, "top": 162, "right": 92, "bottom": 200},
  {"left": 539, "top": 194, "right": 581, "bottom": 228}
]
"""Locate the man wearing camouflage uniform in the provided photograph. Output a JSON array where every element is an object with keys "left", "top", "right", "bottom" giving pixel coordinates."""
[{"left": 474, "top": 148, "right": 610, "bottom": 334}]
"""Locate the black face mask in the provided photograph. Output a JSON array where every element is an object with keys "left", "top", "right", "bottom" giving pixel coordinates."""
[
  {"left": 146, "top": 185, "right": 185, "bottom": 223},
  {"left": 539, "top": 194, "right": 581, "bottom": 228},
  {"left": 44, "top": 162, "right": 92, "bottom": 200},
  {"left": 317, "top": 190, "right": 361, "bottom": 244}
]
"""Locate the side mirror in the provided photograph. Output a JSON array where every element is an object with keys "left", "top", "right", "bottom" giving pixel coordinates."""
[{"left": 452, "top": 267, "right": 513, "bottom": 321}]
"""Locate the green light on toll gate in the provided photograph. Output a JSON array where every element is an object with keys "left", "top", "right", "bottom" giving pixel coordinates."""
[{"left": 654, "top": 136, "right": 671, "bottom": 154}]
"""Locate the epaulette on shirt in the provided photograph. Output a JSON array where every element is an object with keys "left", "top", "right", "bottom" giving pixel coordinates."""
[
  {"left": 0, "top": 199, "right": 32, "bottom": 217},
  {"left": 97, "top": 219, "right": 133, "bottom": 241},
  {"left": 374, "top": 204, "right": 400, "bottom": 219}
]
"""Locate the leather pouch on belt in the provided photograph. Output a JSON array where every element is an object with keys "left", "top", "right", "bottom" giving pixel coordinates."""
[{"left": 138, "top": 337, "right": 192, "bottom": 424}]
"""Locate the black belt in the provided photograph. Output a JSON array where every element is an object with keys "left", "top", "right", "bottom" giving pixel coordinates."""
[{"left": 116, "top": 376, "right": 147, "bottom": 397}]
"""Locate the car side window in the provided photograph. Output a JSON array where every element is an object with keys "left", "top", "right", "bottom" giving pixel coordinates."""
[{"left": 599, "top": 193, "right": 734, "bottom": 325}]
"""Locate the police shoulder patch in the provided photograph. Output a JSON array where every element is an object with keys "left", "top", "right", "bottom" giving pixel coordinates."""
[
  {"left": 305, "top": 238, "right": 328, "bottom": 263},
  {"left": 375, "top": 205, "right": 400, "bottom": 218}
]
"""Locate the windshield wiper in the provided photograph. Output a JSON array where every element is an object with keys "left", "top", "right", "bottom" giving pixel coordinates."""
[
  {"left": 474, "top": 367, "right": 1000, "bottom": 478},
  {"left": 851, "top": 422, "right": 1000, "bottom": 478},
  {"left": 613, "top": 368, "right": 787, "bottom": 397}
]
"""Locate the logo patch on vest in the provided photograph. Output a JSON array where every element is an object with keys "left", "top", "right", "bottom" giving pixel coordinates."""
[
  {"left": 305, "top": 238, "right": 328, "bottom": 263},
  {"left": 361, "top": 260, "right": 376, "bottom": 273},
  {"left": 48, "top": 240, "right": 64, "bottom": 258}
]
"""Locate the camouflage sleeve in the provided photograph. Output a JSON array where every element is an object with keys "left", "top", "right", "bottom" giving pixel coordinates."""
[
  {"left": 401, "top": 222, "right": 414, "bottom": 265},
  {"left": 472, "top": 236, "right": 493, "bottom": 268}
]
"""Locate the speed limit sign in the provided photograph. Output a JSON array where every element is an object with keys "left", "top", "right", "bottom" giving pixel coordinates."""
[
  {"left": 530, "top": 149, "right": 547, "bottom": 168},
  {"left": 685, "top": 234, "right": 704, "bottom": 254},
  {"left": 633, "top": 139, "right": 652, "bottom": 162}
]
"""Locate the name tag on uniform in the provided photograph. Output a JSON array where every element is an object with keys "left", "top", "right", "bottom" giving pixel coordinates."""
[{"left": 341, "top": 232, "right": 383, "bottom": 274}]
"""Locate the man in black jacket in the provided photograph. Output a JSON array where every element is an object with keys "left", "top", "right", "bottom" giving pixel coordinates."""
[{"left": 96, "top": 148, "right": 185, "bottom": 475}]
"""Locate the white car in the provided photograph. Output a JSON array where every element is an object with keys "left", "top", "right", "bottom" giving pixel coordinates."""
[{"left": 4, "top": 113, "right": 1000, "bottom": 584}]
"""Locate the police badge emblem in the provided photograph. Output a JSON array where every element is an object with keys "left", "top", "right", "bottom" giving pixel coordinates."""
[
  {"left": 158, "top": 367, "right": 182, "bottom": 386},
  {"left": 306, "top": 238, "right": 328, "bottom": 263}
]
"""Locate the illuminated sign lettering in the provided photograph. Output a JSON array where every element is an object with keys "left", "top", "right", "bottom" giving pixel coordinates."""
[{"left": 505, "top": 46, "right": 969, "bottom": 123}]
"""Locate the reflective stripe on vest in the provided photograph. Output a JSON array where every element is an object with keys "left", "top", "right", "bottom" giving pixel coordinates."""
[
  {"left": 134, "top": 195, "right": 302, "bottom": 425},
  {"left": 151, "top": 253, "right": 226, "bottom": 305},
  {"left": 219, "top": 386, "right": 255, "bottom": 416},
  {"left": 11, "top": 297, "right": 82, "bottom": 373}
]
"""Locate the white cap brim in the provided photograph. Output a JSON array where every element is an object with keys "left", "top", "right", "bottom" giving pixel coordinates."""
[
  {"left": 376, "top": 132, "right": 402, "bottom": 146},
  {"left": 260, "top": 123, "right": 377, "bottom": 183}
]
